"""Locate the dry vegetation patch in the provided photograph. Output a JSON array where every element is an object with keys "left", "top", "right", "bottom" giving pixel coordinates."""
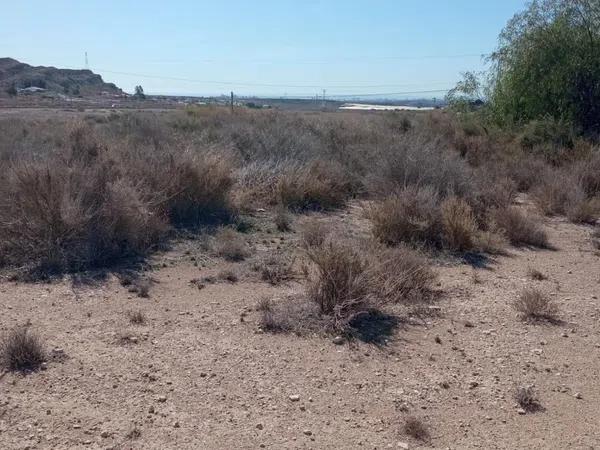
[
  {"left": 513, "top": 287, "right": 559, "bottom": 322},
  {"left": 1, "top": 327, "right": 46, "bottom": 372}
]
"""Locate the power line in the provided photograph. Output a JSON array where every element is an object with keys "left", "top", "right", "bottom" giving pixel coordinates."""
[
  {"left": 96, "top": 68, "right": 457, "bottom": 90},
  {"left": 141, "top": 53, "right": 490, "bottom": 65}
]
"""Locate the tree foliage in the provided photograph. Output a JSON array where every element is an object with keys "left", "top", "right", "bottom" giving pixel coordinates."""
[
  {"left": 134, "top": 85, "right": 145, "bottom": 99},
  {"left": 488, "top": 0, "right": 600, "bottom": 134}
]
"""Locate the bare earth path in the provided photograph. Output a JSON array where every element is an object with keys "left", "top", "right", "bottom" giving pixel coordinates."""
[{"left": 1, "top": 208, "right": 599, "bottom": 449}]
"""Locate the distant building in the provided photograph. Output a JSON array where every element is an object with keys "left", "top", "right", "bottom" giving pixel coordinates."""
[{"left": 17, "top": 86, "right": 46, "bottom": 94}]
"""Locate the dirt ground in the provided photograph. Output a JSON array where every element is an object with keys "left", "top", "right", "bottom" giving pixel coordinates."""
[{"left": 1, "top": 201, "right": 599, "bottom": 450}]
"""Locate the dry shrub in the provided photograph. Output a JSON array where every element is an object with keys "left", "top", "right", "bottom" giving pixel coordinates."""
[
  {"left": 302, "top": 240, "right": 435, "bottom": 332},
  {"left": 491, "top": 207, "right": 549, "bottom": 248},
  {"left": 213, "top": 228, "right": 250, "bottom": 261},
  {"left": 128, "top": 310, "right": 146, "bottom": 325},
  {"left": 277, "top": 160, "right": 354, "bottom": 211},
  {"left": 474, "top": 229, "right": 509, "bottom": 255},
  {"left": 218, "top": 269, "right": 239, "bottom": 283},
  {"left": 515, "top": 386, "right": 542, "bottom": 412},
  {"left": 274, "top": 205, "right": 292, "bottom": 232},
  {"left": 299, "top": 218, "right": 329, "bottom": 249},
  {"left": 531, "top": 171, "right": 585, "bottom": 216},
  {"left": 566, "top": 197, "right": 600, "bottom": 224},
  {"left": 441, "top": 196, "right": 478, "bottom": 251},
  {"left": 573, "top": 152, "right": 600, "bottom": 197},
  {"left": 257, "top": 296, "right": 323, "bottom": 334},
  {"left": 0, "top": 124, "right": 235, "bottom": 273},
  {"left": 368, "top": 132, "right": 474, "bottom": 199},
  {"left": 306, "top": 241, "right": 371, "bottom": 329},
  {"left": 1, "top": 327, "right": 46, "bottom": 372},
  {"left": 513, "top": 287, "right": 559, "bottom": 322},
  {"left": 367, "top": 187, "right": 441, "bottom": 247},
  {"left": 527, "top": 267, "right": 547, "bottom": 281},
  {"left": 369, "top": 246, "right": 436, "bottom": 304},
  {"left": 403, "top": 416, "right": 430, "bottom": 441},
  {"left": 253, "top": 252, "right": 295, "bottom": 285}
]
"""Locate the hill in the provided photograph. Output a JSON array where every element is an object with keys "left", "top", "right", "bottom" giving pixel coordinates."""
[{"left": 0, "top": 57, "right": 123, "bottom": 96}]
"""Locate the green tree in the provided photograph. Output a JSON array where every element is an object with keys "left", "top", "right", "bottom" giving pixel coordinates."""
[
  {"left": 445, "top": 71, "right": 487, "bottom": 111},
  {"left": 488, "top": 0, "right": 600, "bottom": 134},
  {"left": 134, "top": 85, "right": 146, "bottom": 99}
]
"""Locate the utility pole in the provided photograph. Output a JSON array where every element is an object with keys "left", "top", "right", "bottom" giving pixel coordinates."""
[
  {"left": 321, "top": 89, "right": 326, "bottom": 110},
  {"left": 230, "top": 91, "right": 234, "bottom": 113},
  {"left": 84, "top": 52, "right": 89, "bottom": 70}
]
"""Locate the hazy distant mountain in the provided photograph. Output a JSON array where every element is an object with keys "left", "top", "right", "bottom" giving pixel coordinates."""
[{"left": 0, "top": 58, "right": 122, "bottom": 96}]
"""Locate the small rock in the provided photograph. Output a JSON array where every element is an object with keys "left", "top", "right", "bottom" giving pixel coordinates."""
[
  {"left": 289, "top": 394, "right": 300, "bottom": 402},
  {"left": 332, "top": 336, "right": 344, "bottom": 345},
  {"left": 256, "top": 424, "right": 264, "bottom": 430},
  {"left": 174, "top": 421, "right": 180, "bottom": 428},
  {"left": 397, "top": 442, "right": 410, "bottom": 449},
  {"left": 157, "top": 395, "right": 167, "bottom": 403},
  {"left": 517, "top": 408, "right": 526, "bottom": 415},
  {"left": 303, "top": 429, "right": 312, "bottom": 436},
  {"left": 100, "top": 431, "right": 110, "bottom": 438},
  {"left": 574, "top": 392, "right": 582, "bottom": 399}
]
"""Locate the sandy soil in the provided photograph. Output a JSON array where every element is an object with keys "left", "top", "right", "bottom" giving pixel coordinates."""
[{"left": 1, "top": 203, "right": 599, "bottom": 450}]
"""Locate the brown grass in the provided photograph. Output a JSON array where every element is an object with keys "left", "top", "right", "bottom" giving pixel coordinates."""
[
  {"left": 213, "top": 228, "right": 250, "bottom": 261},
  {"left": 274, "top": 205, "right": 292, "bottom": 232},
  {"left": 277, "top": 160, "right": 354, "bottom": 211},
  {"left": 513, "top": 287, "right": 559, "bottom": 322},
  {"left": 369, "top": 246, "right": 436, "bottom": 304},
  {"left": 491, "top": 207, "right": 549, "bottom": 248},
  {"left": 253, "top": 252, "right": 296, "bottom": 285},
  {"left": 441, "top": 196, "right": 478, "bottom": 251},
  {"left": 306, "top": 241, "right": 371, "bottom": 329},
  {"left": 299, "top": 218, "right": 329, "bottom": 249},
  {"left": 1, "top": 327, "right": 46, "bottom": 372},
  {"left": 367, "top": 187, "right": 441, "bottom": 247}
]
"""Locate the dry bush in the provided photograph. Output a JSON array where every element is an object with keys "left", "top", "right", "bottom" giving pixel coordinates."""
[
  {"left": 531, "top": 171, "right": 585, "bottom": 216},
  {"left": 491, "top": 207, "right": 549, "bottom": 248},
  {"left": 306, "top": 241, "right": 372, "bottom": 329},
  {"left": 573, "top": 152, "right": 600, "bottom": 197},
  {"left": 367, "top": 132, "right": 474, "bottom": 200},
  {"left": 128, "top": 310, "right": 146, "bottom": 325},
  {"left": 213, "top": 228, "right": 250, "bottom": 261},
  {"left": 474, "top": 229, "right": 509, "bottom": 255},
  {"left": 217, "top": 269, "right": 239, "bottom": 283},
  {"left": 441, "top": 196, "right": 478, "bottom": 251},
  {"left": 253, "top": 252, "right": 295, "bottom": 285},
  {"left": 369, "top": 246, "right": 436, "bottom": 305},
  {"left": 274, "top": 205, "right": 292, "bottom": 232},
  {"left": 527, "top": 267, "right": 547, "bottom": 281},
  {"left": 367, "top": 187, "right": 442, "bottom": 247},
  {"left": 257, "top": 296, "right": 323, "bottom": 334},
  {"left": 515, "top": 386, "right": 542, "bottom": 412},
  {"left": 513, "top": 287, "right": 559, "bottom": 322},
  {"left": 299, "top": 218, "right": 329, "bottom": 249},
  {"left": 566, "top": 197, "right": 600, "bottom": 224},
  {"left": 277, "top": 160, "right": 354, "bottom": 211},
  {"left": 403, "top": 416, "right": 430, "bottom": 441},
  {"left": 1, "top": 327, "right": 46, "bottom": 372},
  {"left": 0, "top": 123, "right": 235, "bottom": 273}
]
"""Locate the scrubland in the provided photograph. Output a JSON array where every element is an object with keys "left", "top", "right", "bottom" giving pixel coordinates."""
[{"left": 1, "top": 107, "right": 599, "bottom": 449}]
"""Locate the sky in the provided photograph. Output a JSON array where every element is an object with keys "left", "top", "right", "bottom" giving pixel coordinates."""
[{"left": 2, "top": 0, "right": 528, "bottom": 98}]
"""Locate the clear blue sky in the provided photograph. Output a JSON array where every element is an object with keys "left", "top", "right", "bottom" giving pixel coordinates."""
[{"left": 2, "top": 0, "right": 528, "bottom": 98}]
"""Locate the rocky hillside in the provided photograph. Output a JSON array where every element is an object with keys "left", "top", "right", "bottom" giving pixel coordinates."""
[{"left": 0, "top": 58, "right": 123, "bottom": 96}]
